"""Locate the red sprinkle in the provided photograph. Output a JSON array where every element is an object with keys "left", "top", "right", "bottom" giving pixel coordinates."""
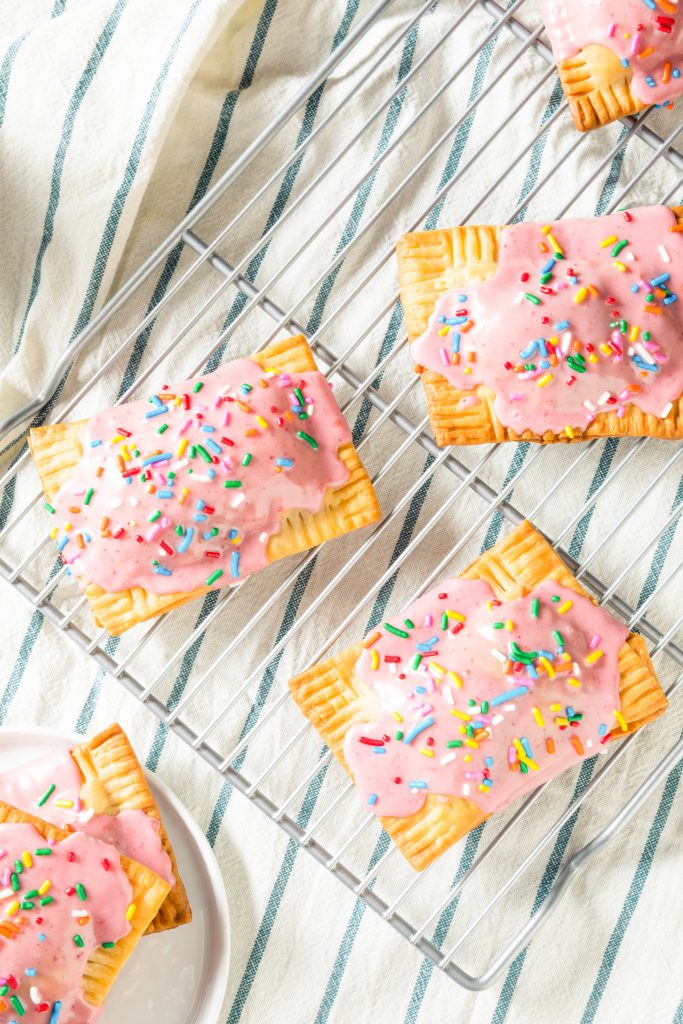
[
  {"left": 159, "top": 540, "right": 174, "bottom": 556},
  {"left": 101, "top": 858, "right": 111, "bottom": 871},
  {"left": 359, "top": 737, "right": 384, "bottom": 746}
]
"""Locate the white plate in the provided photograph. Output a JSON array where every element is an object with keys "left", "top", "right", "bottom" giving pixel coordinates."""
[{"left": 0, "top": 727, "right": 230, "bottom": 1024}]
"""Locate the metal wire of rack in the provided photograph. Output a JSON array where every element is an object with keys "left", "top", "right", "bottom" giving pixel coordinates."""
[{"left": 1, "top": 0, "right": 682, "bottom": 991}]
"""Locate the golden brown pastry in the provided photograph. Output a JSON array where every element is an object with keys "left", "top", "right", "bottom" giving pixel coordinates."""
[
  {"left": 289, "top": 521, "right": 667, "bottom": 871},
  {"left": 30, "top": 335, "right": 380, "bottom": 634},
  {"left": 398, "top": 205, "right": 683, "bottom": 445}
]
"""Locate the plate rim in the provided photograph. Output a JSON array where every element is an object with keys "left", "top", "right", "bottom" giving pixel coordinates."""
[{"left": 0, "top": 724, "right": 231, "bottom": 1024}]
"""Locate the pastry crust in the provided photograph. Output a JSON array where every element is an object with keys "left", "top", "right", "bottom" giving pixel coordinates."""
[
  {"left": 397, "top": 210, "right": 683, "bottom": 446},
  {"left": 71, "top": 723, "right": 190, "bottom": 934},
  {"left": 289, "top": 521, "right": 668, "bottom": 871},
  {"left": 0, "top": 799, "right": 170, "bottom": 1009},
  {"left": 557, "top": 43, "right": 645, "bottom": 132},
  {"left": 29, "top": 335, "right": 380, "bottom": 635}
]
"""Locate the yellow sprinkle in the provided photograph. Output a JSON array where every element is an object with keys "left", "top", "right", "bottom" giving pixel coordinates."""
[
  {"left": 547, "top": 233, "right": 563, "bottom": 254},
  {"left": 613, "top": 261, "right": 627, "bottom": 272},
  {"left": 111, "top": 434, "right": 125, "bottom": 444},
  {"left": 53, "top": 800, "right": 74, "bottom": 809},
  {"left": 525, "top": 758, "right": 539, "bottom": 771},
  {"left": 539, "top": 656, "right": 555, "bottom": 679},
  {"left": 392, "top": 710, "right": 403, "bottom": 723},
  {"left": 446, "top": 611, "right": 466, "bottom": 622},
  {"left": 600, "top": 235, "right": 618, "bottom": 248},
  {"left": 464, "top": 754, "right": 472, "bottom": 763},
  {"left": 370, "top": 649, "right": 379, "bottom": 671},
  {"left": 555, "top": 716, "right": 570, "bottom": 727},
  {"left": 565, "top": 425, "right": 574, "bottom": 439},
  {"left": 588, "top": 354, "right": 598, "bottom": 363},
  {"left": 21, "top": 851, "right": 31, "bottom": 869},
  {"left": 64, "top": 522, "right": 72, "bottom": 532},
  {"left": 542, "top": 225, "right": 552, "bottom": 235},
  {"left": 120, "top": 444, "right": 130, "bottom": 462},
  {"left": 630, "top": 326, "right": 640, "bottom": 342},
  {"left": 586, "top": 649, "right": 603, "bottom": 665},
  {"left": 38, "top": 881, "right": 51, "bottom": 896},
  {"left": 574, "top": 287, "right": 588, "bottom": 304},
  {"left": 513, "top": 738, "right": 526, "bottom": 759},
  {"left": 504, "top": 619, "right": 514, "bottom": 632},
  {"left": 447, "top": 672, "right": 463, "bottom": 688},
  {"left": 614, "top": 709, "right": 628, "bottom": 732},
  {"left": 537, "top": 373, "right": 553, "bottom": 387},
  {"left": 429, "top": 662, "right": 445, "bottom": 676},
  {"left": 464, "top": 367, "right": 472, "bottom": 375},
  {"left": 568, "top": 677, "right": 582, "bottom": 689},
  {"left": 6, "top": 902, "right": 19, "bottom": 917},
  {"left": 478, "top": 784, "right": 491, "bottom": 794},
  {"left": 255, "top": 415, "right": 269, "bottom": 429},
  {"left": 532, "top": 707, "right": 545, "bottom": 727},
  {"left": 420, "top": 747, "right": 435, "bottom": 758},
  {"left": 438, "top": 326, "right": 449, "bottom": 336},
  {"left": 600, "top": 343, "right": 612, "bottom": 355},
  {"left": 125, "top": 903, "right": 136, "bottom": 921},
  {"left": 458, "top": 725, "right": 467, "bottom": 735},
  {"left": 558, "top": 600, "right": 573, "bottom": 614},
  {"left": 50, "top": 528, "right": 58, "bottom": 540},
  {"left": 450, "top": 709, "right": 471, "bottom": 721},
  {"left": 550, "top": 703, "right": 562, "bottom": 712},
  {"left": 176, "top": 438, "right": 188, "bottom": 458},
  {"left": 465, "top": 738, "right": 479, "bottom": 749}
]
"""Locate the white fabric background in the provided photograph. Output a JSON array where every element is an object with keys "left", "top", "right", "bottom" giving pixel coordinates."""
[{"left": 1, "top": 1, "right": 682, "bottom": 1022}]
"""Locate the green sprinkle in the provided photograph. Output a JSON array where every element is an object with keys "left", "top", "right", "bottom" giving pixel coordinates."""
[
  {"left": 149, "top": 510, "right": 161, "bottom": 523},
  {"left": 611, "top": 239, "right": 628, "bottom": 257},
  {"left": 552, "top": 630, "right": 565, "bottom": 647},
  {"left": 24, "top": 890, "right": 39, "bottom": 899},
  {"left": 296, "top": 430, "right": 318, "bottom": 449},
  {"left": 157, "top": 423, "right": 168, "bottom": 434},
  {"left": 76, "top": 883, "right": 87, "bottom": 901},
  {"left": 20, "top": 901, "right": 35, "bottom": 910},
  {"left": 210, "top": 527, "right": 219, "bottom": 537},
  {"left": 196, "top": 444, "right": 212, "bottom": 464},
  {"left": 492, "top": 622, "right": 504, "bottom": 630},
  {"left": 551, "top": 595, "right": 560, "bottom": 602},
  {"left": 446, "top": 740, "right": 463, "bottom": 749},
  {"left": 84, "top": 487, "right": 94, "bottom": 506},
  {"left": 520, "top": 761, "right": 529, "bottom": 774},
  {"left": 645, "top": 293, "right": 654, "bottom": 303},
  {"left": 481, "top": 701, "right": 489, "bottom": 714},
  {"left": 465, "top": 724, "right": 474, "bottom": 738},
  {"left": 619, "top": 320, "right": 627, "bottom": 334},
  {"left": 0, "top": 985, "right": 8, "bottom": 996},
  {"left": 294, "top": 387, "right": 305, "bottom": 406},
  {"left": 44, "top": 502, "right": 56, "bottom": 514},
  {"left": 242, "top": 453, "right": 252, "bottom": 467},
  {"left": 73, "top": 934, "right": 85, "bottom": 948},
  {"left": 34, "top": 848, "right": 52, "bottom": 857},
  {"left": 643, "top": 331, "right": 651, "bottom": 341},
  {"left": 192, "top": 381, "right": 203, "bottom": 393},
  {"left": 395, "top": 730, "right": 404, "bottom": 741},
  {"left": 539, "top": 272, "right": 552, "bottom": 285},
  {"left": 403, "top": 619, "right": 414, "bottom": 629},
  {"left": 383, "top": 623, "right": 409, "bottom": 639},
  {"left": 37, "top": 783, "right": 55, "bottom": 807},
  {"left": 468, "top": 698, "right": 476, "bottom": 707},
  {"left": 10, "top": 873, "right": 19, "bottom": 892},
  {"left": 531, "top": 598, "right": 540, "bottom": 618},
  {"left": 175, "top": 525, "right": 184, "bottom": 536},
  {"left": 412, "top": 654, "right": 422, "bottom": 671},
  {"left": 223, "top": 480, "right": 242, "bottom": 488},
  {"left": 189, "top": 445, "right": 197, "bottom": 458},
  {"left": 102, "top": 941, "right": 116, "bottom": 949},
  {"left": 206, "top": 569, "right": 224, "bottom": 586},
  {"left": 441, "top": 612, "right": 449, "bottom": 630},
  {"left": 14, "top": 861, "right": 22, "bottom": 874},
  {"left": 524, "top": 293, "right": 541, "bottom": 305},
  {"left": 241, "top": 384, "right": 252, "bottom": 393},
  {"left": 40, "top": 896, "right": 54, "bottom": 906},
  {"left": 9, "top": 995, "right": 24, "bottom": 1016}
]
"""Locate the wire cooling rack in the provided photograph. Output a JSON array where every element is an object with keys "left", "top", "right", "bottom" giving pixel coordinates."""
[{"left": 1, "top": 0, "right": 682, "bottom": 990}]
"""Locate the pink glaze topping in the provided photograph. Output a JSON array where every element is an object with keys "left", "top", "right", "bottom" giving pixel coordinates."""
[
  {"left": 49, "top": 358, "right": 352, "bottom": 594},
  {"left": 0, "top": 825, "right": 132, "bottom": 1022},
  {"left": 541, "top": 0, "right": 683, "bottom": 107},
  {"left": 411, "top": 206, "right": 683, "bottom": 436},
  {"left": 0, "top": 750, "right": 174, "bottom": 886},
  {"left": 344, "top": 579, "right": 628, "bottom": 818}
]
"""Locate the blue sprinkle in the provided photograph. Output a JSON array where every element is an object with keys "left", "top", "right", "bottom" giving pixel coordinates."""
[
  {"left": 25, "top": 968, "right": 36, "bottom": 977},
  {"left": 82, "top": 532, "right": 91, "bottom": 543},
  {"left": 177, "top": 527, "right": 194, "bottom": 554},
  {"left": 567, "top": 706, "right": 575, "bottom": 718},
  {"left": 457, "top": 294, "right": 468, "bottom": 302},
  {"left": 520, "top": 339, "right": 539, "bottom": 359},
  {"left": 451, "top": 332, "right": 461, "bottom": 353},
  {"left": 646, "top": 76, "right": 655, "bottom": 87},
  {"left": 485, "top": 757, "right": 494, "bottom": 768},
  {"left": 489, "top": 685, "right": 529, "bottom": 707},
  {"left": 526, "top": 664, "right": 538, "bottom": 678},
  {"left": 471, "top": 720, "right": 486, "bottom": 730},
  {"left": 598, "top": 724, "right": 608, "bottom": 736},
  {"left": 367, "top": 793, "right": 378, "bottom": 805},
  {"left": 403, "top": 717, "right": 435, "bottom": 745},
  {"left": 540, "top": 258, "right": 555, "bottom": 274},
  {"left": 154, "top": 566, "right": 172, "bottom": 576},
  {"left": 275, "top": 458, "right": 294, "bottom": 467},
  {"left": 372, "top": 748, "right": 386, "bottom": 755},
  {"left": 144, "top": 405, "right": 169, "bottom": 418},
  {"left": 415, "top": 686, "right": 426, "bottom": 694},
  {"left": 150, "top": 394, "right": 165, "bottom": 408},
  {"left": 481, "top": 778, "right": 493, "bottom": 788},
  {"left": 57, "top": 536, "right": 69, "bottom": 551},
  {"left": 673, "top": 69, "right": 681, "bottom": 79},
  {"left": 205, "top": 439, "right": 222, "bottom": 455},
  {"left": 538, "top": 648, "right": 554, "bottom": 660},
  {"left": 664, "top": 294, "right": 678, "bottom": 305},
  {"left": 651, "top": 273, "right": 670, "bottom": 287},
  {"left": 89, "top": 439, "right": 102, "bottom": 448},
  {"left": 621, "top": 58, "right": 630, "bottom": 68},
  {"left": 196, "top": 499, "right": 205, "bottom": 511},
  {"left": 208, "top": 468, "right": 216, "bottom": 479},
  {"left": 157, "top": 490, "right": 174, "bottom": 498},
  {"left": 539, "top": 359, "right": 550, "bottom": 370},
  {"left": 193, "top": 513, "right": 207, "bottom": 522},
  {"left": 201, "top": 424, "right": 215, "bottom": 432},
  {"left": 537, "top": 338, "right": 548, "bottom": 358},
  {"left": 38, "top": 933, "right": 46, "bottom": 942},
  {"left": 630, "top": 283, "right": 640, "bottom": 293},
  {"left": 229, "top": 529, "right": 239, "bottom": 540},
  {"left": 202, "top": 531, "right": 214, "bottom": 541},
  {"left": 407, "top": 781, "right": 428, "bottom": 790},
  {"left": 49, "top": 1002, "right": 62, "bottom": 1024},
  {"left": 231, "top": 551, "right": 240, "bottom": 578},
  {"left": 555, "top": 320, "right": 569, "bottom": 331},
  {"left": 521, "top": 737, "right": 533, "bottom": 759},
  {"left": 142, "top": 452, "right": 172, "bottom": 466}
]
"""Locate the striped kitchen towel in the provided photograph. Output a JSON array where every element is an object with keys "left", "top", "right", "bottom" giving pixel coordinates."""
[{"left": 1, "top": 1, "right": 681, "bottom": 1023}]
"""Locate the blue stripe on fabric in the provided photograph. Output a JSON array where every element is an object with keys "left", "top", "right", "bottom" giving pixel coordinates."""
[
  {"left": 580, "top": 733, "right": 683, "bottom": 1024},
  {"left": 512, "top": 78, "right": 565, "bottom": 225},
  {"left": 636, "top": 473, "right": 683, "bottom": 608},
  {"left": 14, "top": 0, "right": 129, "bottom": 353},
  {"left": 0, "top": 608, "right": 45, "bottom": 723},
  {"left": 673, "top": 996, "right": 683, "bottom": 1024},
  {"left": 0, "top": 32, "right": 28, "bottom": 127}
]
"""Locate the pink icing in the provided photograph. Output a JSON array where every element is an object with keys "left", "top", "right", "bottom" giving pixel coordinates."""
[
  {"left": 49, "top": 358, "right": 352, "bottom": 595},
  {"left": 344, "top": 579, "right": 628, "bottom": 819},
  {"left": 541, "top": 0, "right": 683, "bottom": 107},
  {"left": 0, "top": 751, "right": 174, "bottom": 886},
  {"left": 411, "top": 206, "right": 683, "bottom": 436},
  {"left": 0, "top": 825, "right": 132, "bottom": 1022}
]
